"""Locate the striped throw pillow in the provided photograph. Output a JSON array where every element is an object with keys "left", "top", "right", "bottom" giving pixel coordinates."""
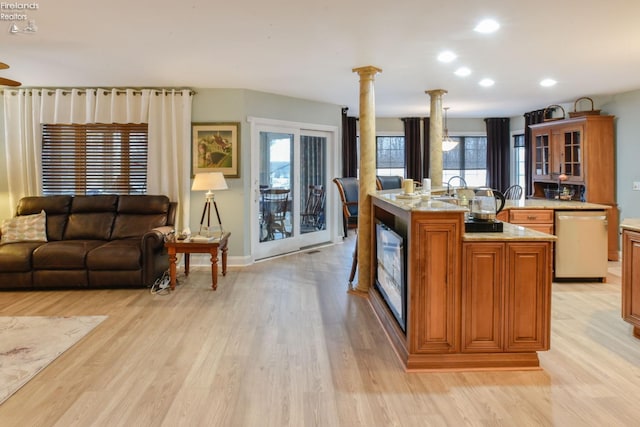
[{"left": 0, "top": 210, "right": 48, "bottom": 244}]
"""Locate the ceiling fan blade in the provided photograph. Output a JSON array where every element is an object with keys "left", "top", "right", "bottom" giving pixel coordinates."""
[
  {"left": 0, "top": 77, "right": 21, "bottom": 87},
  {"left": 0, "top": 62, "right": 9, "bottom": 70}
]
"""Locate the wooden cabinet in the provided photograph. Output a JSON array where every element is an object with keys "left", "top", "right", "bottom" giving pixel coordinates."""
[
  {"left": 505, "top": 243, "right": 551, "bottom": 351},
  {"left": 622, "top": 229, "right": 640, "bottom": 338},
  {"left": 462, "top": 242, "right": 551, "bottom": 353},
  {"left": 530, "top": 116, "right": 619, "bottom": 260},
  {"left": 461, "top": 243, "right": 504, "bottom": 352},
  {"left": 410, "top": 215, "right": 461, "bottom": 354},
  {"left": 508, "top": 209, "right": 554, "bottom": 234}
]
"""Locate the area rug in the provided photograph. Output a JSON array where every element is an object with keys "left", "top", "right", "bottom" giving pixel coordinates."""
[{"left": 0, "top": 315, "right": 107, "bottom": 405}]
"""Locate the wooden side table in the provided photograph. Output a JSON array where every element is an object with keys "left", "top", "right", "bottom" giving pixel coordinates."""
[{"left": 164, "top": 232, "right": 230, "bottom": 290}]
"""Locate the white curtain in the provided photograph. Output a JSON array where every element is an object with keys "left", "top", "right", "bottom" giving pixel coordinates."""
[{"left": 3, "top": 88, "right": 192, "bottom": 229}]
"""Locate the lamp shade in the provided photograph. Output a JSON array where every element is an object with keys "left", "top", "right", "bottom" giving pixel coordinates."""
[
  {"left": 192, "top": 172, "right": 228, "bottom": 191},
  {"left": 442, "top": 137, "right": 459, "bottom": 152}
]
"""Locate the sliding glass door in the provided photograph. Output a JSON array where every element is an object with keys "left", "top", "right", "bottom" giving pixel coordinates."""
[{"left": 251, "top": 120, "right": 332, "bottom": 260}]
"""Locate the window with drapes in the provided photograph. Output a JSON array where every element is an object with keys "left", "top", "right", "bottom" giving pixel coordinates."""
[
  {"left": 376, "top": 135, "right": 405, "bottom": 176},
  {"left": 41, "top": 123, "right": 148, "bottom": 195},
  {"left": 443, "top": 136, "right": 487, "bottom": 186},
  {"left": 513, "top": 133, "right": 526, "bottom": 189}
]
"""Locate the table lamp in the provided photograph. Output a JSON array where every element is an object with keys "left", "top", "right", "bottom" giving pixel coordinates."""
[{"left": 192, "top": 172, "right": 228, "bottom": 237}]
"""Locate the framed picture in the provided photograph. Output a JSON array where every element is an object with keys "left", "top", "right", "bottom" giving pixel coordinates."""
[{"left": 192, "top": 122, "right": 240, "bottom": 177}]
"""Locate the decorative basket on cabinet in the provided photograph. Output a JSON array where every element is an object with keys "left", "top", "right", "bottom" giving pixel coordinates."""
[
  {"left": 568, "top": 96, "right": 601, "bottom": 118},
  {"left": 543, "top": 104, "right": 565, "bottom": 122}
]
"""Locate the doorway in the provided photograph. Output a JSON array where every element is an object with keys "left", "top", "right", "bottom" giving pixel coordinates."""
[{"left": 250, "top": 119, "right": 335, "bottom": 260}]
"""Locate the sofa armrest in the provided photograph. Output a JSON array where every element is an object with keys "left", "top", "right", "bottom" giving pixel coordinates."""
[{"left": 143, "top": 226, "right": 175, "bottom": 249}]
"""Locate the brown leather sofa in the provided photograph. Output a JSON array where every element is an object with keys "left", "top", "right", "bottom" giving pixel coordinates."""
[{"left": 0, "top": 194, "right": 176, "bottom": 289}]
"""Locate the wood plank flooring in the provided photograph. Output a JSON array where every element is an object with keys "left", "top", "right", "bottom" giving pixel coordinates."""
[{"left": 1, "top": 237, "right": 640, "bottom": 426}]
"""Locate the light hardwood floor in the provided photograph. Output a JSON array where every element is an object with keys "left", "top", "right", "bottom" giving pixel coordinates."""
[{"left": 1, "top": 236, "right": 640, "bottom": 426}]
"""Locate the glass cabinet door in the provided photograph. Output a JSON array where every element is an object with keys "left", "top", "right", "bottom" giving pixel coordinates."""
[
  {"left": 562, "top": 128, "right": 583, "bottom": 181},
  {"left": 534, "top": 133, "right": 551, "bottom": 179}
]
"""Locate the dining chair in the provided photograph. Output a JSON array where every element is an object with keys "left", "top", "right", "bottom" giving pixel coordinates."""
[
  {"left": 300, "top": 185, "right": 326, "bottom": 232},
  {"left": 376, "top": 175, "right": 403, "bottom": 190},
  {"left": 261, "top": 188, "right": 291, "bottom": 240},
  {"left": 503, "top": 184, "right": 524, "bottom": 200},
  {"left": 333, "top": 177, "right": 358, "bottom": 238}
]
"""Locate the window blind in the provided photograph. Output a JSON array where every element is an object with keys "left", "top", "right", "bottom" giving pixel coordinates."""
[{"left": 42, "top": 123, "right": 148, "bottom": 195}]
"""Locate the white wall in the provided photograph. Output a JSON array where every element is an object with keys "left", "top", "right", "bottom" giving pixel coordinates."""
[{"left": 376, "top": 117, "right": 486, "bottom": 134}]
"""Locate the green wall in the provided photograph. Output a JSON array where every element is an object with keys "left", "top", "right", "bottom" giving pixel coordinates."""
[{"left": 2, "top": 87, "right": 640, "bottom": 260}]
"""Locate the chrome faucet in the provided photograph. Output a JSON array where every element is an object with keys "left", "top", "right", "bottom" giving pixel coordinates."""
[{"left": 447, "top": 176, "right": 467, "bottom": 195}]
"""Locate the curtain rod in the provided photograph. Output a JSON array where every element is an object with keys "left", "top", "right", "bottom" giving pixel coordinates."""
[{"left": 0, "top": 88, "right": 196, "bottom": 96}]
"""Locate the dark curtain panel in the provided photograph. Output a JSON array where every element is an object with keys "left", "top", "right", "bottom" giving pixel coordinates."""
[
  {"left": 341, "top": 107, "right": 358, "bottom": 177},
  {"left": 484, "top": 117, "right": 511, "bottom": 191},
  {"left": 402, "top": 117, "right": 422, "bottom": 181},
  {"left": 422, "top": 117, "right": 430, "bottom": 178},
  {"left": 523, "top": 109, "right": 546, "bottom": 197},
  {"left": 300, "top": 135, "right": 325, "bottom": 190}
]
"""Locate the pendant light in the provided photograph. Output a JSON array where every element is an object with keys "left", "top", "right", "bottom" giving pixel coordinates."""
[{"left": 442, "top": 107, "right": 458, "bottom": 152}]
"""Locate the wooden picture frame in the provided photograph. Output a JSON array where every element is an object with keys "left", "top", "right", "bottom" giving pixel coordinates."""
[{"left": 192, "top": 122, "right": 240, "bottom": 177}]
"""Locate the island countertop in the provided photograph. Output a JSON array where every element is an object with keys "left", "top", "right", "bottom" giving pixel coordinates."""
[
  {"left": 620, "top": 219, "right": 640, "bottom": 232},
  {"left": 374, "top": 191, "right": 611, "bottom": 211},
  {"left": 373, "top": 192, "right": 556, "bottom": 241},
  {"left": 463, "top": 222, "right": 557, "bottom": 242},
  {"left": 373, "top": 191, "right": 468, "bottom": 212}
]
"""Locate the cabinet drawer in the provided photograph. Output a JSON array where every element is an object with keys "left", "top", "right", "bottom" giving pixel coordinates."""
[
  {"left": 509, "top": 209, "right": 554, "bottom": 224},
  {"left": 521, "top": 224, "right": 554, "bottom": 235}
]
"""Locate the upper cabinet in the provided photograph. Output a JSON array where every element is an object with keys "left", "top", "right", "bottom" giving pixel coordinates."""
[
  {"left": 530, "top": 115, "right": 614, "bottom": 204},
  {"left": 530, "top": 115, "right": 619, "bottom": 261}
]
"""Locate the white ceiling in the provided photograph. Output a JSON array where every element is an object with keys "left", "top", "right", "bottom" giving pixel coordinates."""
[{"left": 1, "top": 0, "right": 639, "bottom": 118}]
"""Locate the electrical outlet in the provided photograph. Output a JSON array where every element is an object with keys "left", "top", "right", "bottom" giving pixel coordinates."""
[{"left": 634, "top": 182, "right": 640, "bottom": 191}]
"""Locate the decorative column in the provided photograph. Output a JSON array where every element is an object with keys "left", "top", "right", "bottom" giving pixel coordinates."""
[
  {"left": 426, "top": 89, "right": 447, "bottom": 188},
  {"left": 352, "top": 65, "right": 382, "bottom": 294}
]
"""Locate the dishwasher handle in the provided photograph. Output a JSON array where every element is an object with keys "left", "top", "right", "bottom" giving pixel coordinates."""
[{"left": 557, "top": 215, "right": 607, "bottom": 221}]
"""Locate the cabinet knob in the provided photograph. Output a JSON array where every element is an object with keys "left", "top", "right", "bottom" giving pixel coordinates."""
[{"left": 527, "top": 215, "right": 537, "bottom": 220}]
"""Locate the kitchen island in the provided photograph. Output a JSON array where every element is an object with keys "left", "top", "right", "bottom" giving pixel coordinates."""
[
  {"left": 620, "top": 219, "right": 640, "bottom": 338},
  {"left": 370, "top": 192, "right": 556, "bottom": 371}
]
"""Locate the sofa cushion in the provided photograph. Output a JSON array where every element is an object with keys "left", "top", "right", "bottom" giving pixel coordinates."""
[
  {"left": 70, "top": 195, "right": 118, "bottom": 213},
  {"left": 111, "top": 195, "right": 170, "bottom": 239},
  {"left": 1, "top": 210, "right": 48, "bottom": 244},
  {"left": 87, "top": 239, "right": 141, "bottom": 270},
  {"left": 0, "top": 242, "right": 43, "bottom": 272},
  {"left": 17, "top": 195, "right": 72, "bottom": 241},
  {"left": 33, "top": 240, "right": 105, "bottom": 269},
  {"left": 64, "top": 213, "right": 116, "bottom": 240},
  {"left": 64, "top": 194, "right": 118, "bottom": 240}
]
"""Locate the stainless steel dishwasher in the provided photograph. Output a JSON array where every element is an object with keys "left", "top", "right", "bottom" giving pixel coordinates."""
[{"left": 555, "top": 210, "right": 608, "bottom": 279}]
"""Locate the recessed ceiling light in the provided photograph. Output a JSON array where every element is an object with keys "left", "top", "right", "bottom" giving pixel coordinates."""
[
  {"left": 540, "top": 78, "right": 557, "bottom": 87},
  {"left": 454, "top": 67, "right": 471, "bottom": 77},
  {"left": 479, "top": 78, "right": 495, "bottom": 87},
  {"left": 474, "top": 19, "right": 500, "bottom": 34},
  {"left": 437, "top": 51, "right": 457, "bottom": 63}
]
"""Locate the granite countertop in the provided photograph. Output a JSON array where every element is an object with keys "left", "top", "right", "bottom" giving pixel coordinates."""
[
  {"left": 373, "top": 192, "right": 557, "bottom": 241},
  {"left": 620, "top": 219, "right": 640, "bottom": 232},
  {"left": 374, "top": 191, "right": 610, "bottom": 212},
  {"left": 504, "top": 199, "right": 611, "bottom": 210},
  {"left": 373, "top": 192, "right": 468, "bottom": 212},
  {"left": 463, "top": 222, "right": 557, "bottom": 242}
]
